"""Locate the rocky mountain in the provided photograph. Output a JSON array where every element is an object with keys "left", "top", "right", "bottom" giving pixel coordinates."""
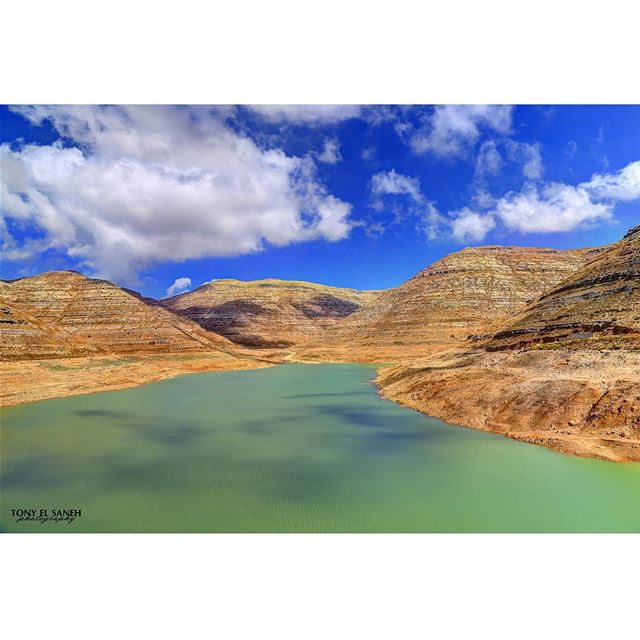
[
  {"left": 482, "top": 225, "right": 640, "bottom": 351},
  {"left": 295, "top": 245, "right": 597, "bottom": 362},
  {"left": 377, "top": 227, "right": 640, "bottom": 462},
  {"left": 162, "top": 278, "right": 380, "bottom": 348},
  {"left": 0, "top": 270, "right": 238, "bottom": 361}
]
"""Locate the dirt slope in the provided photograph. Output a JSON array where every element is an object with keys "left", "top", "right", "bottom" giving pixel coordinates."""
[
  {"left": 377, "top": 227, "right": 640, "bottom": 462},
  {"left": 163, "top": 278, "right": 380, "bottom": 348},
  {"left": 295, "top": 245, "right": 596, "bottom": 362}
]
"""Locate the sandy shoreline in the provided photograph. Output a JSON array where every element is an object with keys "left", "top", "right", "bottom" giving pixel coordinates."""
[
  {"left": 376, "top": 348, "right": 640, "bottom": 463},
  {"left": 0, "top": 352, "right": 276, "bottom": 407},
  {"left": 0, "top": 351, "right": 379, "bottom": 407}
]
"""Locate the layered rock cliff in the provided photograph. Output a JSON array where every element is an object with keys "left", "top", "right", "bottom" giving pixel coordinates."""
[
  {"left": 377, "top": 227, "right": 640, "bottom": 462},
  {"left": 162, "top": 279, "right": 380, "bottom": 348},
  {"left": 482, "top": 224, "right": 640, "bottom": 351},
  {"left": 0, "top": 270, "right": 238, "bottom": 360},
  {"left": 295, "top": 245, "right": 596, "bottom": 362}
]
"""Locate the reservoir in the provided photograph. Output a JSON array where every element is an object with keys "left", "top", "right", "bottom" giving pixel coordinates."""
[{"left": 1, "top": 363, "right": 638, "bottom": 532}]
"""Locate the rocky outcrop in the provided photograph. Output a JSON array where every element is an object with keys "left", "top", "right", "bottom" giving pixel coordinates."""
[
  {"left": 481, "top": 225, "right": 639, "bottom": 350},
  {"left": 162, "top": 279, "right": 380, "bottom": 348},
  {"left": 295, "top": 245, "right": 596, "bottom": 362},
  {"left": 0, "top": 271, "right": 239, "bottom": 361},
  {"left": 377, "top": 227, "right": 640, "bottom": 462}
]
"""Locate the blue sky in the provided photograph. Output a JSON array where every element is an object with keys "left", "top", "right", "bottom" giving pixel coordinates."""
[{"left": 1, "top": 105, "right": 638, "bottom": 299}]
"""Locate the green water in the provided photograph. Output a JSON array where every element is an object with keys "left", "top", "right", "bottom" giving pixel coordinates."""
[{"left": 1, "top": 364, "right": 638, "bottom": 532}]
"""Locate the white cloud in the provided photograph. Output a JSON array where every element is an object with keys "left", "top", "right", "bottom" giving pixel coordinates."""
[
  {"left": 471, "top": 189, "right": 497, "bottom": 209},
  {"left": 443, "top": 159, "right": 639, "bottom": 242},
  {"left": 361, "top": 146, "right": 376, "bottom": 161},
  {"left": 521, "top": 144, "right": 544, "bottom": 180},
  {"left": 475, "top": 139, "right": 543, "bottom": 181},
  {"left": 405, "top": 107, "right": 544, "bottom": 183},
  {"left": 166, "top": 277, "right": 192, "bottom": 297},
  {"left": 582, "top": 160, "right": 640, "bottom": 201},
  {"left": 409, "top": 105, "right": 513, "bottom": 158},
  {"left": 450, "top": 208, "right": 496, "bottom": 242},
  {"left": 475, "top": 140, "right": 503, "bottom": 179},
  {"left": 368, "top": 170, "right": 448, "bottom": 239},
  {"left": 363, "top": 221, "right": 386, "bottom": 238},
  {"left": 506, "top": 141, "right": 543, "bottom": 180},
  {"left": 493, "top": 183, "right": 613, "bottom": 233},
  {"left": 317, "top": 138, "right": 342, "bottom": 164},
  {"left": 247, "top": 105, "right": 398, "bottom": 128},
  {"left": 1, "top": 106, "right": 353, "bottom": 285},
  {"left": 370, "top": 169, "right": 423, "bottom": 204},
  {"left": 247, "top": 105, "right": 362, "bottom": 125},
  {"left": 422, "top": 203, "right": 449, "bottom": 241},
  {"left": 367, "top": 156, "right": 638, "bottom": 247}
]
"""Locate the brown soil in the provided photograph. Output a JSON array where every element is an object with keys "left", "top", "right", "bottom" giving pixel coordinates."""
[
  {"left": 376, "top": 228, "right": 640, "bottom": 463},
  {"left": 162, "top": 278, "right": 380, "bottom": 348},
  {"left": 0, "top": 351, "right": 279, "bottom": 407},
  {"left": 293, "top": 245, "right": 597, "bottom": 362},
  {"left": 377, "top": 348, "right": 640, "bottom": 462}
]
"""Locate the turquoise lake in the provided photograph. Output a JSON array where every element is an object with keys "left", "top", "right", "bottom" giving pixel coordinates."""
[{"left": 1, "top": 363, "right": 638, "bottom": 532}]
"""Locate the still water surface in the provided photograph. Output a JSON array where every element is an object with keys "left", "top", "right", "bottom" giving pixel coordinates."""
[{"left": 1, "top": 364, "right": 638, "bottom": 532}]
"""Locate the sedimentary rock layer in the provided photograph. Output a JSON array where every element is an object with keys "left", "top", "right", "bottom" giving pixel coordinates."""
[
  {"left": 481, "top": 224, "right": 640, "bottom": 350},
  {"left": 295, "top": 245, "right": 596, "bottom": 362},
  {"left": 163, "top": 278, "right": 380, "bottom": 348},
  {"left": 377, "top": 227, "right": 640, "bottom": 462},
  {"left": 377, "top": 348, "right": 640, "bottom": 462},
  {"left": 0, "top": 270, "right": 238, "bottom": 361}
]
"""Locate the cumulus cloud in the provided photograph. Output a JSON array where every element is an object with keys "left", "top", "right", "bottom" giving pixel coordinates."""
[
  {"left": 450, "top": 208, "right": 496, "bottom": 242},
  {"left": 475, "top": 139, "right": 543, "bottom": 182},
  {"left": 247, "top": 105, "right": 398, "bottom": 127},
  {"left": 1, "top": 106, "right": 353, "bottom": 284},
  {"left": 366, "top": 169, "right": 446, "bottom": 239},
  {"left": 521, "top": 145, "right": 544, "bottom": 180},
  {"left": 493, "top": 183, "right": 612, "bottom": 233},
  {"left": 444, "top": 182, "right": 612, "bottom": 243},
  {"left": 443, "top": 159, "right": 639, "bottom": 243},
  {"left": 409, "top": 105, "right": 513, "bottom": 158},
  {"left": 365, "top": 157, "right": 637, "bottom": 246},
  {"left": 247, "top": 105, "right": 362, "bottom": 125},
  {"left": 361, "top": 146, "right": 376, "bottom": 161},
  {"left": 368, "top": 170, "right": 448, "bottom": 240},
  {"left": 422, "top": 203, "right": 449, "bottom": 241},
  {"left": 475, "top": 140, "right": 503, "bottom": 179},
  {"left": 486, "top": 161, "right": 640, "bottom": 236},
  {"left": 471, "top": 189, "right": 497, "bottom": 209},
  {"left": 403, "top": 107, "right": 543, "bottom": 184},
  {"left": 582, "top": 160, "right": 640, "bottom": 201},
  {"left": 370, "top": 169, "right": 423, "bottom": 204},
  {"left": 317, "top": 138, "right": 342, "bottom": 164},
  {"left": 506, "top": 141, "right": 544, "bottom": 180},
  {"left": 166, "top": 277, "right": 192, "bottom": 297}
]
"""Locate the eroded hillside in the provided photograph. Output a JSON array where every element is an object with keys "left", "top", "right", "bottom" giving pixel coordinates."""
[
  {"left": 295, "top": 245, "right": 596, "bottom": 362},
  {"left": 0, "top": 271, "right": 273, "bottom": 405},
  {"left": 163, "top": 278, "right": 380, "bottom": 348},
  {"left": 377, "top": 227, "right": 640, "bottom": 462}
]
